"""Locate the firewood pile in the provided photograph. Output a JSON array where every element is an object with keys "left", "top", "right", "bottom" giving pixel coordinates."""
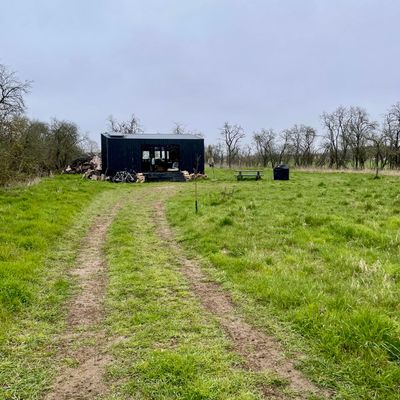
[
  {"left": 65, "top": 155, "right": 102, "bottom": 177},
  {"left": 71, "top": 162, "right": 207, "bottom": 183},
  {"left": 83, "top": 170, "right": 107, "bottom": 181},
  {"left": 181, "top": 171, "right": 208, "bottom": 181}
]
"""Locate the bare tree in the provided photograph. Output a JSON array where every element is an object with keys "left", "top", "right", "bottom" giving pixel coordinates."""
[
  {"left": 285, "top": 124, "right": 317, "bottom": 167},
  {"left": 367, "top": 129, "right": 388, "bottom": 178},
  {"left": 321, "top": 106, "right": 350, "bottom": 168},
  {"left": 81, "top": 133, "right": 100, "bottom": 154},
  {"left": 321, "top": 108, "right": 341, "bottom": 168},
  {"left": 172, "top": 122, "right": 187, "bottom": 135},
  {"left": 107, "top": 114, "right": 143, "bottom": 135},
  {"left": 348, "top": 107, "right": 377, "bottom": 169},
  {"left": 0, "top": 64, "right": 31, "bottom": 122},
  {"left": 239, "top": 144, "right": 254, "bottom": 167},
  {"left": 220, "top": 122, "right": 245, "bottom": 168},
  {"left": 287, "top": 125, "right": 302, "bottom": 166},
  {"left": 301, "top": 125, "right": 317, "bottom": 166},
  {"left": 382, "top": 103, "right": 400, "bottom": 168},
  {"left": 277, "top": 129, "right": 291, "bottom": 165},
  {"left": 253, "top": 128, "right": 276, "bottom": 167}
]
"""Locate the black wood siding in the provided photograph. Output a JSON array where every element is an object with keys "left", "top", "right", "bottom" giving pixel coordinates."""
[{"left": 101, "top": 134, "right": 204, "bottom": 175}]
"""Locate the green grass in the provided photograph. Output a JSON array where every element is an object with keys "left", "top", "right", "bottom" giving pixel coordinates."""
[
  {"left": 2, "top": 170, "right": 400, "bottom": 399},
  {"left": 104, "top": 190, "right": 275, "bottom": 399},
  {"left": 167, "top": 169, "right": 400, "bottom": 399},
  {"left": 0, "top": 175, "right": 130, "bottom": 399}
]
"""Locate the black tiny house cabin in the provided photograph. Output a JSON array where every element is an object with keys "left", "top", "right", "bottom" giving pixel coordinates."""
[{"left": 101, "top": 133, "right": 204, "bottom": 176}]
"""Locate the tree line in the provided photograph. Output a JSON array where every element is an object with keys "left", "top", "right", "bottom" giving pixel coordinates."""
[
  {"left": 209, "top": 104, "right": 400, "bottom": 175},
  {"left": 0, "top": 64, "right": 94, "bottom": 185},
  {"left": 2, "top": 61, "right": 400, "bottom": 185},
  {"left": 106, "top": 108, "right": 400, "bottom": 174}
]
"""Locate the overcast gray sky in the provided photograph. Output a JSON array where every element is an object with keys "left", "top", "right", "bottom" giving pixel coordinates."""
[{"left": 1, "top": 0, "right": 399, "bottom": 144}]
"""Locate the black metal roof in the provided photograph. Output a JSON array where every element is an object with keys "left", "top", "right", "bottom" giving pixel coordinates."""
[{"left": 102, "top": 133, "right": 203, "bottom": 140}]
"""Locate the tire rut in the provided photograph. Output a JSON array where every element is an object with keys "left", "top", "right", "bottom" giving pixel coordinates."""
[
  {"left": 154, "top": 199, "right": 330, "bottom": 400},
  {"left": 44, "top": 204, "right": 123, "bottom": 400}
]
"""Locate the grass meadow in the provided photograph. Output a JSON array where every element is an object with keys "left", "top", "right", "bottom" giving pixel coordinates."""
[
  {"left": 1, "top": 170, "right": 399, "bottom": 399},
  {"left": 167, "top": 168, "right": 400, "bottom": 399},
  {"left": 0, "top": 176, "right": 126, "bottom": 398},
  {"left": 104, "top": 193, "right": 272, "bottom": 399}
]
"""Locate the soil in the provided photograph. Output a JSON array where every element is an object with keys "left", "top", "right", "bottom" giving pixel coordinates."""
[
  {"left": 44, "top": 206, "right": 122, "bottom": 400},
  {"left": 43, "top": 186, "right": 330, "bottom": 399},
  {"left": 154, "top": 200, "right": 330, "bottom": 399}
]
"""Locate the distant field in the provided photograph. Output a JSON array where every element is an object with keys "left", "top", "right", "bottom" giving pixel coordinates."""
[{"left": 167, "top": 168, "right": 400, "bottom": 399}]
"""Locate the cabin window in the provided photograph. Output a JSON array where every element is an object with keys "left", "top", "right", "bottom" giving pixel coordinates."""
[{"left": 140, "top": 144, "right": 180, "bottom": 172}]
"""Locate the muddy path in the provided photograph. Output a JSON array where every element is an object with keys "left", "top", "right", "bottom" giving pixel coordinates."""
[
  {"left": 154, "top": 199, "right": 329, "bottom": 399},
  {"left": 44, "top": 204, "right": 123, "bottom": 400}
]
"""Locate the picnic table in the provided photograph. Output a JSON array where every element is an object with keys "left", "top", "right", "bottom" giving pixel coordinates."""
[{"left": 235, "top": 170, "right": 263, "bottom": 181}]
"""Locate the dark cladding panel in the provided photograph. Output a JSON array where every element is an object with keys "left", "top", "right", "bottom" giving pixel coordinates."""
[
  {"left": 101, "top": 133, "right": 204, "bottom": 175},
  {"left": 101, "top": 134, "right": 108, "bottom": 173},
  {"left": 109, "top": 138, "right": 135, "bottom": 172},
  {"left": 179, "top": 139, "right": 204, "bottom": 172}
]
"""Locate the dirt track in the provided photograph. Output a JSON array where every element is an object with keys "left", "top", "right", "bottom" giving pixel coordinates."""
[
  {"left": 44, "top": 187, "right": 328, "bottom": 399},
  {"left": 154, "top": 198, "right": 329, "bottom": 399},
  {"left": 44, "top": 205, "right": 122, "bottom": 400}
]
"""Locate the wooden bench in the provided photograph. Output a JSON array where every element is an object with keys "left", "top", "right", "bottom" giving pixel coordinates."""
[{"left": 235, "top": 170, "right": 263, "bottom": 181}]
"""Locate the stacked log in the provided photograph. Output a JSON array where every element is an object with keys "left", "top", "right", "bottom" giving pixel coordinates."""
[
  {"left": 181, "top": 171, "right": 208, "bottom": 181},
  {"left": 65, "top": 155, "right": 101, "bottom": 175},
  {"left": 191, "top": 173, "right": 208, "bottom": 180},
  {"left": 136, "top": 173, "right": 145, "bottom": 183},
  {"left": 83, "top": 170, "right": 107, "bottom": 181},
  {"left": 182, "top": 170, "right": 190, "bottom": 181},
  {"left": 78, "top": 166, "right": 206, "bottom": 183}
]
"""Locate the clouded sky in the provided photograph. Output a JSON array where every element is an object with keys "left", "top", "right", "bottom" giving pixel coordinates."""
[{"left": 1, "top": 0, "right": 399, "bottom": 144}]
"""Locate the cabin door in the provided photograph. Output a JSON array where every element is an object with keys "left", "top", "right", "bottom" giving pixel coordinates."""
[{"left": 141, "top": 145, "right": 180, "bottom": 172}]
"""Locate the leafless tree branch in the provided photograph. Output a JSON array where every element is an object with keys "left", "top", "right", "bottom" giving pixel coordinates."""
[
  {"left": 0, "top": 64, "right": 31, "bottom": 122},
  {"left": 107, "top": 114, "right": 143, "bottom": 135},
  {"left": 220, "top": 122, "right": 245, "bottom": 168}
]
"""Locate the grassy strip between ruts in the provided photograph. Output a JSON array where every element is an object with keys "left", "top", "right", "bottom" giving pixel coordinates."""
[
  {"left": 166, "top": 169, "right": 400, "bottom": 400},
  {"left": 104, "top": 188, "right": 284, "bottom": 400},
  {"left": 0, "top": 175, "right": 130, "bottom": 399}
]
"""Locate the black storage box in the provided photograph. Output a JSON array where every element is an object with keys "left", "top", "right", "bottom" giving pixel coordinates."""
[{"left": 273, "top": 164, "right": 289, "bottom": 180}]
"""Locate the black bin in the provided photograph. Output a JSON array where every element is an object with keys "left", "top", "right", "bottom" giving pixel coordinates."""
[{"left": 273, "top": 164, "right": 289, "bottom": 180}]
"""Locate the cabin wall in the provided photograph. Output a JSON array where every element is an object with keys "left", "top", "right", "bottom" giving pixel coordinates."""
[
  {"left": 101, "top": 135, "right": 204, "bottom": 175},
  {"left": 101, "top": 134, "right": 108, "bottom": 173}
]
